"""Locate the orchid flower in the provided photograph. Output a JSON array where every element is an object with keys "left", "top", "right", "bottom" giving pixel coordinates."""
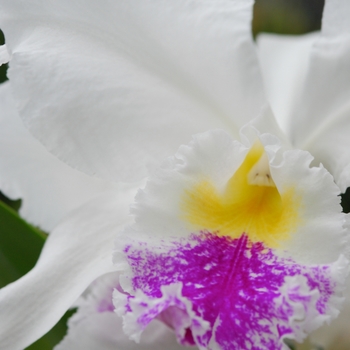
[{"left": 0, "top": 0, "right": 350, "bottom": 349}]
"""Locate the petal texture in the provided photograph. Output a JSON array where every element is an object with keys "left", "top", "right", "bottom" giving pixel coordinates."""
[
  {"left": 0, "top": 0, "right": 266, "bottom": 181},
  {"left": 257, "top": 33, "right": 318, "bottom": 136},
  {"left": 0, "top": 81, "right": 117, "bottom": 231},
  {"left": 113, "top": 127, "right": 348, "bottom": 349},
  {"left": 56, "top": 273, "right": 191, "bottom": 350},
  {"left": 287, "top": 0, "right": 350, "bottom": 190},
  {"left": 0, "top": 188, "right": 136, "bottom": 350}
]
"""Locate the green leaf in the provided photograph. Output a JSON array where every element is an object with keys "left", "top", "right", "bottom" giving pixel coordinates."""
[
  {"left": 0, "top": 200, "right": 75, "bottom": 349},
  {"left": 341, "top": 188, "right": 350, "bottom": 214},
  {"left": 0, "top": 200, "right": 46, "bottom": 287},
  {"left": 0, "top": 30, "right": 8, "bottom": 84}
]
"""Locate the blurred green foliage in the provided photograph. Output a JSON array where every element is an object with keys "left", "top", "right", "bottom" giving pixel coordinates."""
[
  {"left": 253, "top": 0, "right": 324, "bottom": 36},
  {"left": 0, "top": 191, "right": 21, "bottom": 212},
  {"left": 0, "top": 30, "right": 7, "bottom": 83},
  {"left": 0, "top": 199, "right": 45, "bottom": 287},
  {"left": 341, "top": 188, "right": 350, "bottom": 214}
]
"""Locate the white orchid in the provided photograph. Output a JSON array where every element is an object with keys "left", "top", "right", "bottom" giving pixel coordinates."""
[{"left": 0, "top": 0, "right": 350, "bottom": 349}]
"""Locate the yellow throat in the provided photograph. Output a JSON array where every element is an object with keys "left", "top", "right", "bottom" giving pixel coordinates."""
[{"left": 182, "top": 141, "right": 301, "bottom": 248}]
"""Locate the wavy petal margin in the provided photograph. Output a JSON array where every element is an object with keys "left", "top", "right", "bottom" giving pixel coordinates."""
[
  {"left": 0, "top": 81, "right": 117, "bottom": 231},
  {"left": 0, "top": 0, "right": 265, "bottom": 181}
]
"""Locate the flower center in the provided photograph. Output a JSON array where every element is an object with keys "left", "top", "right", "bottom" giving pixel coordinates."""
[{"left": 182, "top": 141, "right": 301, "bottom": 247}]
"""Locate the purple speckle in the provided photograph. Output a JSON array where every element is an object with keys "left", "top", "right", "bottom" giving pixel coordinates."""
[{"left": 123, "top": 233, "right": 335, "bottom": 349}]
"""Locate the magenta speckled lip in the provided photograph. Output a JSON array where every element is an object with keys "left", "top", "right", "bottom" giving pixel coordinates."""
[{"left": 122, "top": 232, "right": 335, "bottom": 349}]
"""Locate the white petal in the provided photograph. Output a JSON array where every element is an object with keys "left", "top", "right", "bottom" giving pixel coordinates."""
[
  {"left": 0, "top": 0, "right": 266, "bottom": 181},
  {"left": 0, "top": 81, "right": 117, "bottom": 231},
  {"left": 302, "top": 106, "right": 350, "bottom": 193},
  {"left": 56, "top": 273, "right": 190, "bottom": 350},
  {"left": 0, "top": 188, "right": 136, "bottom": 350},
  {"left": 57, "top": 313, "right": 188, "bottom": 350},
  {"left": 257, "top": 32, "right": 318, "bottom": 135},
  {"left": 0, "top": 44, "right": 9, "bottom": 65},
  {"left": 322, "top": 0, "right": 350, "bottom": 35},
  {"left": 287, "top": 0, "right": 350, "bottom": 190}
]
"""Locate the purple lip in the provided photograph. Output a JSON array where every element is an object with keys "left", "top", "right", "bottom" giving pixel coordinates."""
[{"left": 122, "top": 232, "right": 335, "bottom": 349}]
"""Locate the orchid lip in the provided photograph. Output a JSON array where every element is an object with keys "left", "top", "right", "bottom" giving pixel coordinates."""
[
  {"left": 114, "top": 129, "right": 347, "bottom": 349},
  {"left": 116, "top": 232, "right": 344, "bottom": 349}
]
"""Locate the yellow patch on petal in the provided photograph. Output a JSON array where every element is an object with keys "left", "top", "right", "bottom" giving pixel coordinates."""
[{"left": 181, "top": 141, "right": 301, "bottom": 247}]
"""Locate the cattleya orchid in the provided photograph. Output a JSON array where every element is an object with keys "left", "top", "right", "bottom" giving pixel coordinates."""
[{"left": 1, "top": 0, "right": 350, "bottom": 349}]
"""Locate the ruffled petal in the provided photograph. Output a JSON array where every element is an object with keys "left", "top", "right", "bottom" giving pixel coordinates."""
[
  {"left": 286, "top": 0, "right": 350, "bottom": 190},
  {"left": 113, "top": 126, "right": 348, "bottom": 349},
  {"left": 310, "top": 277, "right": 350, "bottom": 348},
  {"left": 118, "top": 126, "right": 346, "bottom": 264},
  {"left": 257, "top": 33, "right": 318, "bottom": 135},
  {"left": 56, "top": 273, "right": 190, "bottom": 350},
  {"left": 0, "top": 188, "right": 136, "bottom": 350},
  {"left": 0, "top": 81, "right": 117, "bottom": 231},
  {"left": 0, "top": 0, "right": 266, "bottom": 181},
  {"left": 310, "top": 215, "right": 350, "bottom": 348}
]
